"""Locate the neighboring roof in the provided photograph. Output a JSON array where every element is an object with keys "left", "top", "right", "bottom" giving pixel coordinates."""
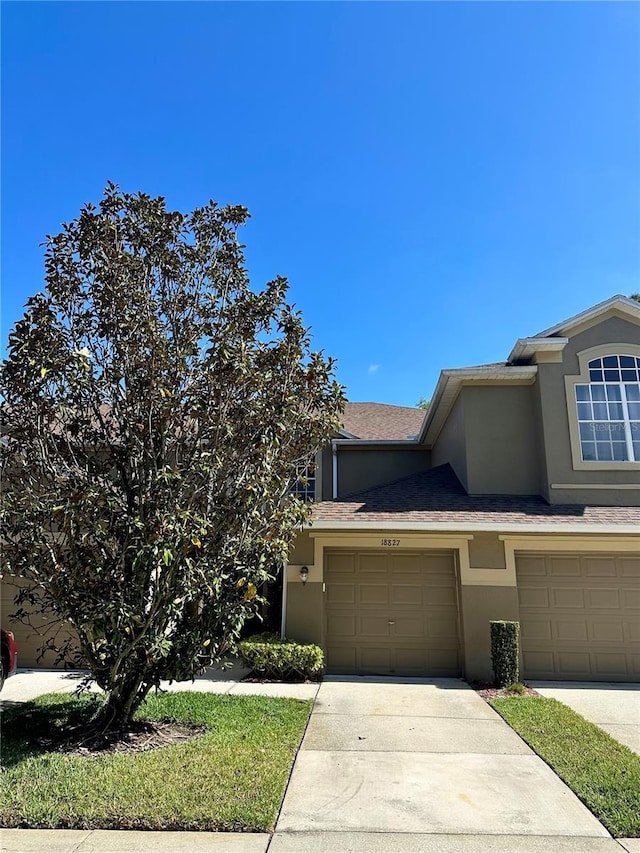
[
  {"left": 341, "top": 402, "right": 426, "bottom": 441},
  {"left": 311, "top": 464, "right": 640, "bottom": 532}
]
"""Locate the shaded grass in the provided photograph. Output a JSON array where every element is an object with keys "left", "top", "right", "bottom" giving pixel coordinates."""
[
  {"left": 0, "top": 691, "right": 311, "bottom": 831},
  {"left": 491, "top": 696, "right": 640, "bottom": 838}
]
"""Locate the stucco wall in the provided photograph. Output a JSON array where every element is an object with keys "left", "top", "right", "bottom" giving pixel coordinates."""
[
  {"left": 432, "top": 386, "right": 540, "bottom": 495},
  {"left": 463, "top": 385, "right": 540, "bottom": 495},
  {"left": 460, "top": 584, "right": 520, "bottom": 683},
  {"left": 288, "top": 531, "right": 315, "bottom": 566},
  {"left": 336, "top": 446, "right": 432, "bottom": 498},
  {"left": 285, "top": 582, "right": 323, "bottom": 644},
  {"left": 431, "top": 395, "right": 468, "bottom": 489},
  {"left": 468, "top": 532, "right": 507, "bottom": 569}
]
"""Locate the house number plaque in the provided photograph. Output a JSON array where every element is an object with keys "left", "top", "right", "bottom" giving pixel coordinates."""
[{"left": 380, "top": 538, "right": 400, "bottom": 547}]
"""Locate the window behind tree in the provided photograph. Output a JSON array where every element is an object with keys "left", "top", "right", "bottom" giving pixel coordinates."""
[{"left": 292, "top": 460, "right": 316, "bottom": 502}]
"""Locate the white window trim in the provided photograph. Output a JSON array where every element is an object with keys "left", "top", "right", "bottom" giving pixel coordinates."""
[{"left": 565, "top": 343, "right": 640, "bottom": 471}]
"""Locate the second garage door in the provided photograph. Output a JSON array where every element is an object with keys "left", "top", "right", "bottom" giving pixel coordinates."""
[
  {"left": 517, "top": 551, "right": 640, "bottom": 682},
  {"left": 324, "top": 549, "right": 461, "bottom": 676}
]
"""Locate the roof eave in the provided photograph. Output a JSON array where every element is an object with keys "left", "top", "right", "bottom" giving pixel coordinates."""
[
  {"left": 306, "top": 519, "right": 640, "bottom": 535},
  {"left": 507, "top": 337, "right": 569, "bottom": 364},
  {"left": 417, "top": 365, "right": 538, "bottom": 445},
  {"left": 535, "top": 294, "right": 640, "bottom": 338}
]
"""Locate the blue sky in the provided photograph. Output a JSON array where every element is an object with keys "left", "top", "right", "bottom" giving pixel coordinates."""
[{"left": 2, "top": 2, "right": 638, "bottom": 407}]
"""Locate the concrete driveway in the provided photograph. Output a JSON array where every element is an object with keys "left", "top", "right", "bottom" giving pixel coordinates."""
[
  {"left": 272, "top": 676, "right": 619, "bottom": 853},
  {"left": 531, "top": 681, "right": 640, "bottom": 755}
]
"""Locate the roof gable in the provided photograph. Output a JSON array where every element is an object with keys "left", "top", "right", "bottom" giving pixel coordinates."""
[
  {"left": 535, "top": 294, "right": 640, "bottom": 339},
  {"left": 419, "top": 295, "right": 640, "bottom": 445}
]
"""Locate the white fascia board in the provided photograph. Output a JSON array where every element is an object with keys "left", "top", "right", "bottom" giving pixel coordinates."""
[
  {"left": 443, "top": 366, "right": 538, "bottom": 379},
  {"left": 416, "top": 371, "right": 449, "bottom": 443},
  {"left": 306, "top": 519, "right": 640, "bottom": 535},
  {"left": 507, "top": 337, "right": 569, "bottom": 364},
  {"left": 535, "top": 294, "right": 640, "bottom": 338},
  {"left": 417, "top": 365, "right": 537, "bottom": 445}
]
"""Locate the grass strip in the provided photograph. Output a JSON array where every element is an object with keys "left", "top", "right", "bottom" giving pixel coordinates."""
[
  {"left": 0, "top": 691, "right": 311, "bottom": 831},
  {"left": 490, "top": 696, "right": 640, "bottom": 838}
]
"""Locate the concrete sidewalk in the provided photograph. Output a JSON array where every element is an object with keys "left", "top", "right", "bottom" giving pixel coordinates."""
[
  {"left": 0, "top": 665, "right": 320, "bottom": 704},
  {"left": 0, "top": 830, "right": 270, "bottom": 853},
  {"left": 3, "top": 830, "right": 638, "bottom": 853},
  {"left": 531, "top": 681, "right": 640, "bottom": 755}
]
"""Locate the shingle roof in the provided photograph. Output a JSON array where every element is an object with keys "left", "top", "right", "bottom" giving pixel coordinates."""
[
  {"left": 341, "top": 402, "right": 426, "bottom": 440},
  {"left": 468, "top": 361, "right": 509, "bottom": 369},
  {"left": 311, "top": 464, "right": 640, "bottom": 527}
]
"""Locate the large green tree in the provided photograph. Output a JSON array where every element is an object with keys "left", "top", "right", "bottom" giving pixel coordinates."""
[{"left": 1, "top": 184, "right": 344, "bottom": 729}]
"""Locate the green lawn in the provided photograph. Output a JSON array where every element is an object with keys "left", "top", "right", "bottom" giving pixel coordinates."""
[
  {"left": 491, "top": 696, "right": 640, "bottom": 838},
  {"left": 0, "top": 691, "right": 312, "bottom": 831}
]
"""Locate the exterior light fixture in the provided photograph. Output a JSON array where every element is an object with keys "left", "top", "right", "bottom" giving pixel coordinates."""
[{"left": 299, "top": 566, "right": 309, "bottom": 585}]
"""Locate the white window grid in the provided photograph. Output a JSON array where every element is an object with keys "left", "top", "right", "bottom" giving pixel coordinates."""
[
  {"left": 291, "top": 460, "right": 316, "bottom": 502},
  {"left": 575, "top": 355, "right": 640, "bottom": 463}
]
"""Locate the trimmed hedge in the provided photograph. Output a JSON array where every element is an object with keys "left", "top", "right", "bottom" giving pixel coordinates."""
[
  {"left": 490, "top": 620, "right": 520, "bottom": 687},
  {"left": 239, "top": 633, "right": 324, "bottom": 681}
]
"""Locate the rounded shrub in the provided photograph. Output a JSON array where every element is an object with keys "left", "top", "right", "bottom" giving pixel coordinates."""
[{"left": 239, "top": 633, "right": 324, "bottom": 681}]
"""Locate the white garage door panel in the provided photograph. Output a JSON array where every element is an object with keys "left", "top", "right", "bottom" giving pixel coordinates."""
[{"left": 517, "top": 552, "right": 640, "bottom": 682}]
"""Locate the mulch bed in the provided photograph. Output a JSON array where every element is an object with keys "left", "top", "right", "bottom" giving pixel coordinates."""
[
  {"left": 469, "top": 682, "right": 541, "bottom": 701},
  {"left": 31, "top": 720, "right": 206, "bottom": 758},
  {"left": 241, "top": 674, "right": 317, "bottom": 684}
]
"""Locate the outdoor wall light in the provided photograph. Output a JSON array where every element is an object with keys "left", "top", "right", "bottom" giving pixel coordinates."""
[{"left": 299, "top": 566, "right": 309, "bottom": 585}]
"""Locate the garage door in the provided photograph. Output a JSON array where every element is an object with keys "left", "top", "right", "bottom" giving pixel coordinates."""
[
  {"left": 1, "top": 577, "right": 80, "bottom": 668},
  {"left": 324, "top": 549, "right": 461, "bottom": 676},
  {"left": 517, "top": 552, "right": 640, "bottom": 682}
]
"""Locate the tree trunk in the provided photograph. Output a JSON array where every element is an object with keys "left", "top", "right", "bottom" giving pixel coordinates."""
[{"left": 94, "top": 671, "right": 153, "bottom": 731}]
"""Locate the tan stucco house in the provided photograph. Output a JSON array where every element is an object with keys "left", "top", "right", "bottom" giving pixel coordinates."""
[
  {"left": 3, "top": 294, "right": 639, "bottom": 682},
  {"left": 284, "top": 295, "right": 640, "bottom": 683}
]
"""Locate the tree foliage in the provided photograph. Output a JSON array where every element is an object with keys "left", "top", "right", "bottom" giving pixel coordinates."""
[{"left": 0, "top": 184, "right": 345, "bottom": 727}]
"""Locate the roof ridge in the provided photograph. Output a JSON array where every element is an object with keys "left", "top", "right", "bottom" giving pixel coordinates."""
[{"left": 345, "top": 401, "right": 422, "bottom": 410}]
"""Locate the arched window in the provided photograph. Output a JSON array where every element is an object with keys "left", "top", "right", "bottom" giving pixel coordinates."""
[{"left": 575, "top": 355, "right": 640, "bottom": 462}]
